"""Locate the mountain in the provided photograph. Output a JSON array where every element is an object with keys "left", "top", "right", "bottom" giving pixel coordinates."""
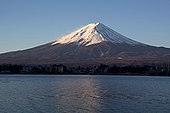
[
  {"left": 51, "top": 23, "right": 144, "bottom": 46},
  {"left": 0, "top": 22, "right": 170, "bottom": 65}
]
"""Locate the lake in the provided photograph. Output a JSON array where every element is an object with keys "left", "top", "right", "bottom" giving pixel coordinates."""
[{"left": 0, "top": 75, "right": 170, "bottom": 113}]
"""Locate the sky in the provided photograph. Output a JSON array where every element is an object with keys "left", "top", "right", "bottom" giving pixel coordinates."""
[{"left": 0, "top": 0, "right": 170, "bottom": 53}]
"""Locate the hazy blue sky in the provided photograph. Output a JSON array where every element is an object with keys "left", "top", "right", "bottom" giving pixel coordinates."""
[{"left": 0, "top": 0, "right": 170, "bottom": 53}]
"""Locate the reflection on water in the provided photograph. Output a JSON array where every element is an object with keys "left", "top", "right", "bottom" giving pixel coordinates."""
[
  {"left": 49, "top": 77, "right": 102, "bottom": 113},
  {"left": 0, "top": 75, "right": 170, "bottom": 113}
]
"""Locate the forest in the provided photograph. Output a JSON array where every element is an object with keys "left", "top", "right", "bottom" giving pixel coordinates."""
[{"left": 0, "top": 63, "right": 170, "bottom": 76}]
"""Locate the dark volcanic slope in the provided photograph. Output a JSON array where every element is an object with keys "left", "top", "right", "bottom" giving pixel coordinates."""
[{"left": 0, "top": 41, "right": 170, "bottom": 65}]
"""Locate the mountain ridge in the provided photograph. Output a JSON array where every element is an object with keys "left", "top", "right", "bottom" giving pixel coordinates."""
[{"left": 0, "top": 22, "right": 170, "bottom": 65}]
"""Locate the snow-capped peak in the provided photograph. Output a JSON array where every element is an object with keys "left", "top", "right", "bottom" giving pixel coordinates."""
[{"left": 51, "top": 22, "right": 144, "bottom": 46}]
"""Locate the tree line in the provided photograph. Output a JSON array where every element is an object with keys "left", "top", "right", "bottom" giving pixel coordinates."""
[{"left": 0, "top": 63, "right": 170, "bottom": 76}]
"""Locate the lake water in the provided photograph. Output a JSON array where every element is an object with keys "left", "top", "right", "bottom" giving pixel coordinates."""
[{"left": 0, "top": 75, "right": 170, "bottom": 113}]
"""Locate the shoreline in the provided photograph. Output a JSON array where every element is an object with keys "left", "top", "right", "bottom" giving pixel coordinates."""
[{"left": 0, "top": 73, "right": 170, "bottom": 77}]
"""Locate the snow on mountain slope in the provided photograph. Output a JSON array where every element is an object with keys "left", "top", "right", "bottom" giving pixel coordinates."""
[{"left": 52, "top": 22, "right": 144, "bottom": 46}]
